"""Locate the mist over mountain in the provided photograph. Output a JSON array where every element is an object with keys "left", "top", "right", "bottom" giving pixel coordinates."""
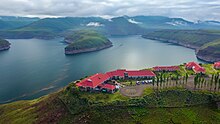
[{"left": 0, "top": 15, "right": 220, "bottom": 39}]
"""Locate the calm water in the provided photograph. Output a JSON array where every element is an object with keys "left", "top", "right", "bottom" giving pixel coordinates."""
[{"left": 0, "top": 35, "right": 203, "bottom": 103}]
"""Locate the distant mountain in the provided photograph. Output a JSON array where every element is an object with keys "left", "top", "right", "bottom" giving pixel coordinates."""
[
  {"left": 15, "top": 17, "right": 106, "bottom": 32},
  {"left": 127, "top": 16, "right": 193, "bottom": 29},
  {"left": 103, "top": 16, "right": 146, "bottom": 35},
  {"left": 0, "top": 16, "right": 39, "bottom": 30},
  {"left": 0, "top": 20, "right": 12, "bottom": 30},
  {"left": 0, "top": 15, "right": 220, "bottom": 39}
]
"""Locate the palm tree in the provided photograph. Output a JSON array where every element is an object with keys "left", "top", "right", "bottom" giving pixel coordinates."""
[
  {"left": 194, "top": 74, "right": 199, "bottom": 90},
  {"left": 218, "top": 78, "right": 220, "bottom": 91},
  {"left": 152, "top": 77, "right": 155, "bottom": 89},
  {"left": 160, "top": 73, "right": 163, "bottom": 89},
  {"left": 186, "top": 73, "right": 189, "bottom": 83},
  {"left": 156, "top": 76, "right": 159, "bottom": 90},
  {"left": 214, "top": 73, "right": 219, "bottom": 91},
  {"left": 204, "top": 80, "right": 207, "bottom": 90}
]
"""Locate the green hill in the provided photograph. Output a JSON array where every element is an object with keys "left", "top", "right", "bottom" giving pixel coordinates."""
[
  {"left": 0, "top": 83, "right": 220, "bottom": 124},
  {"left": 197, "top": 39, "right": 220, "bottom": 62},
  {"left": 142, "top": 30, "right": 220, "bottom": 62},
  {"left": 64, "top": 30, "right": 112, "bottom": 54}
]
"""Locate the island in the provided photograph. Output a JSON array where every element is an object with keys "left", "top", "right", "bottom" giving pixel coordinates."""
[
  {"left": 142, "top": 30, "right": 220, "bottom": 62},
  {"left": 1, "top": 62, "right": 220, "bottom": 123},
  {"left": 64, "top": 30, "right": 113, "bottom": 55},
  {"left": 0, "top": 38, "right": 10, "bottom": 51}
]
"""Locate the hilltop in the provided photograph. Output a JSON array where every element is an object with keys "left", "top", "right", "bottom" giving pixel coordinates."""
[
  {"left": 142, "top": 30, "right": 220, "bottom": 62},
  {"left": 1, "top": 63, "right": 220, "bottom": 123},
  {"left": 0, "top": 38, "right": 10, "bottom": 51},
  {"left": 1, "top": 84, "right": 220, "bottom": 123},
  {"left": 64, "top": 30, "right": 112, "bottom": 55}
]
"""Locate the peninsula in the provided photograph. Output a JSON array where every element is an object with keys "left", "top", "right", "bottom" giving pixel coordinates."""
[
  {"left": 64, "top": 30, "right": 113, "bottom": 55},
  {"left": 142, "top": 30, "right": 220, "bottom": 62}
]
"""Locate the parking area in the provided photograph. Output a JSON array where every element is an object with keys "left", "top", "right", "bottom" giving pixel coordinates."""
[{"left": 120, "top": 84, "right": 152, "bottom": 97}]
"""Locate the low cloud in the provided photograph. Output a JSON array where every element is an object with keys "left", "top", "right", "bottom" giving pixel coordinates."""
[{"left": 0, "top": 0, "right": 219, "bottom": 21}]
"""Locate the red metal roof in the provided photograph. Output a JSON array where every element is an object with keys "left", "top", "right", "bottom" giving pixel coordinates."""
[
  {"left": 214, "top": 62, "right": 220, "bottom": 68},
  {"left": 185, "top": 62, "right": 199, "bottom": 68},
  {"left": 126, "top": 70, "right": 156, "bottom": 77},
  {"left": 77, "top": 69, "right": 156, "bottom": 88},
  {"left": 106, "top": 69, "right": 156, "bottom": 77},
  {"left": 76, "top": 73, "right": 110, "bottom": 88},
  {"left": 186, "top": 62, "right": 206, "bottom": 73},
  {"left": 153, "top": 66, "right": 180, "bottom": 71},
  {"left": 193, "top": 66, "right": 206, "bottom": 73},
  {"left": 106, "top": 69, "right": 126, "bottom": 77},
  {"left": 99, "top": 84, "right": 116, "bottom": 90}
]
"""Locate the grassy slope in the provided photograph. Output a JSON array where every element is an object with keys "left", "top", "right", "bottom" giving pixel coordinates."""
[
  {"left": 65, "top": 30, "right": 112, "bottom": 50},
  {"left": 143, "top": 30, "right": 220, "bottom": 47},
  {"left": 197, "top": 39, "right": 220, "bottom": 59},
  {"left": 1, "top": 65, "right": 220, "bottom": 123},
  {"left": 0, "top": 84, "right": 220, "bottom": 124}
]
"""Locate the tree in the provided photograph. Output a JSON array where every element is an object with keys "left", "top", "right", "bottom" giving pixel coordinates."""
[
  {"left": 210, "top": 74, "right": 214, "bottom": 91},
  {"left": 156, "top": 76, "right": 159, "bottom": 90},
  {"left": 214, "top": 73, "right": 219, "bottom": 91},
  {"left": 185, "top": 73, "right": 189, "bottom": 83},
  {"left": 204, "top": 80, "right": 207, "bottom": 90},
  {"left": 152, "top": 77, "right": 155, "bottom": 89},
  {"left": 218, "top": 78, "right": 220, "bottom": 91},
  {"left": 194, "top": 74, "right": 199, "bottom": 89}
]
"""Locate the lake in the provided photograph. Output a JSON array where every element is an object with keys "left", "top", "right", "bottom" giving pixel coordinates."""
[{"left": 0, "top": 35, "right": 203, "bottom": 103}]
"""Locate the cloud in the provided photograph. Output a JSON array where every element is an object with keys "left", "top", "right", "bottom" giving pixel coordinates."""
[{"left": 0, "top": 0, "right": 219, "bottom": 21}]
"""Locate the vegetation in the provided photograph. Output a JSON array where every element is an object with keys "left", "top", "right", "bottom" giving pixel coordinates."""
[
  {"left": 65, "top": 30, "right": 112, "bottom": 52},
  {"left": 0, "top": 38, "right": 10, "bottom": 46},
  {"left": 1, "top": 85, "right": 220, "bottom": 124},
  {"left": 197, "top": 39, "right": 220, "bottom": 61},
  {"left": 143, "top": 30, "right": 220, "bottom": 62}
]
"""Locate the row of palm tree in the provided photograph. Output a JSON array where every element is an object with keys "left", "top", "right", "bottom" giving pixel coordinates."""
[
  {"left": 152, "top": 72, "right": 189, "bottom": 89},
  {"left": 193, "top": 73, "right": 220, "bottom": 92}
]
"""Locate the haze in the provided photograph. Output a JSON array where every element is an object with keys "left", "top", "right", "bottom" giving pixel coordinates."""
[{"left": 0, "top": 0, "right": 220, "bottom": 21}]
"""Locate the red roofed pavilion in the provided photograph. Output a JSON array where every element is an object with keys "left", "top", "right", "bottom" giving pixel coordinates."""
[
  {"left": 126, "top": 70, "right": 156, "bottom": 77},
  {"left": 185, "top": 62, "right": 206, "bottom": 74},
  {"left": 76, "top": 73, "right": 110, "bottom": 89},
  {"left": 106, "top": 69, "right": 156, "bottom": 79},
  {"left": 214, "top": 62, "right": 220, "bottom": 69},
  {"left": 153, "top": 66, "right": 180, "bottom": 72}
]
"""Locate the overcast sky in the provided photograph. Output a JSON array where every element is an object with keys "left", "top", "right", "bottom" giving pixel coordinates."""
[{"left": 0, "top": 0, "right": 220, "bottom": 21}]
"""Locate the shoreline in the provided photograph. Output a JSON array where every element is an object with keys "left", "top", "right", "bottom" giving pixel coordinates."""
[
  {"left": 142, "top": 36, "right": 216, "bottom": 63},
  {"left": 0, "top": 45, "right": 10, "bottom": 51},
  {"left": 65, "top": 43, "right": 113, "bottom": 55}
]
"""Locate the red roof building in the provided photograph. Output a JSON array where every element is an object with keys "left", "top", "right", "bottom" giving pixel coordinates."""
[
  {"left": 214, "top": 62, "right": 220, "bottom": 69},
  {"left": 185, "top": 62, "right": 206, "bottom": 74},
  {"left": 76, "top": 69, "right": 156, "bottom": 93},
  {"left": 106, "top": 69, "right": 126, "bottom": 78},
  {"left": 126, "top": 70, "right": 156, "bottom": 77},
  {"left": 106, "top": 69, "right": 156, "bottom": 78},
  {"left": 99, "top": 83, "right": 116, "bottom": 90},
  {"left": 153, "top": 66, "right": 180, "bottom": 71},
  {"left": 76, "top": 73, "right": 110, "bottom": 89}
]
